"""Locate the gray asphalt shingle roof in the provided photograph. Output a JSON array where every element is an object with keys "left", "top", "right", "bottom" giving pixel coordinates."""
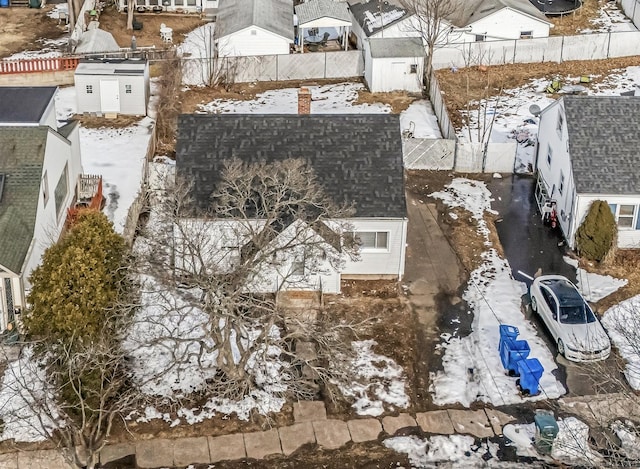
[
  {"left": 0, "top": 87, "right": 56, "bottom": 124},
  {"left": 447, "top": 0, "right": 549, "bottom": 27},
  {"left": 369, "top": 37, "right": 424, "bottom": 58},
  {"left": 217, "top": 0, "right": 294, "bottom": 40},
  {"left": 563, "top": 96, "right": 640, "bottom": 195},
  {"left": 0, "top": 127, "right": 48, "bottom": 274},
  {"left": 296, "top": 0, "right": 351, "bottom": 25},
  {"left": 348, "top": 0, "right": 411, "bottom": 37},
  {"left": 176, "top": 114, "right": 406, "bottom": 218}
]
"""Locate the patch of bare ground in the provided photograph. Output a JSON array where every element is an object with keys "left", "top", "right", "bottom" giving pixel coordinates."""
[
  {"left": 406, "top": 171, "right": 503, "bottom": 273},
  {"left": 178, "top": 80, "right": 421, "bottom": 114},
  {"left": 436, "top": 56, "right": 640, "bottom": 130},
  {"left": 71, "top": 113, "right": 145, "bottom": 128},
  {"left": 191, "top": 441, "right": 410, "bottom": 469},
  {"left": 577, "top": 250, "right": 640, "bottom": 314},
  {"left": 0, "top": 6, "right": 66, "bottom": 59},
  {"left": 97, "top": 2, "right": 205, "bottom": 49}
]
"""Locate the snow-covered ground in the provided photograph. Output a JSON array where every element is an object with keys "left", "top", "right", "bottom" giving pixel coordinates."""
[
  {"left": 55, "top": 86, "right": 151, "bottom": 234},
  {"left": 602, "top": 295, "right": 640, "bottom": 390},
  {"left": 459, "top": 66, "right": 640, "bottom": 173},
  {"left": 429, "top": 178, "right": 566, "bottom": 407},
  {"left": 563, "top": 256, "right": 628, "bottom": 302},
  {"left": 580, "top": 1, "right": 637, "bottom": 34}
]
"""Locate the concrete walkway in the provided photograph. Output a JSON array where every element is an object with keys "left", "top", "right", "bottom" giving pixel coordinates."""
[{"left": 0, "top": 402, "right": 517, "bottom": 469}]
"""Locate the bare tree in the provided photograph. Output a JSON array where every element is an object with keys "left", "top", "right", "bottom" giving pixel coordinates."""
[
  {"left": 0, "top": 313, "right": 140, "bottom": 469},
  {"left": 127, "top": 0, "right": 135, "bottom": 30},
  {"left": 136, "top": 159, "right": 367, "bottom": 402},
  {"left": 401, "top": 0, "right": 462, "bottom": 88}
]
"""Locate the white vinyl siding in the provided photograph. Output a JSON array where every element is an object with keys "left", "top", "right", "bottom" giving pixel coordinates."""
[{"left": 216, "top": 26, "right": 292, "bottom": 57}]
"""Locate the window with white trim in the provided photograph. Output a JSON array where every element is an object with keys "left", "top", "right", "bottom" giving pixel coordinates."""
[
  {"left": 558, "top": 171, "right": 565, "bottom": 195},
  {"left": 291, "top": 256, "right": 305, "bottom": 276},
  {"left": 617, "top": 204, "right": 636, "bottom": 228},
  {"left": 547, "top": 144, "right": 553, "bottom": 166},
  {"left": 42, "top": 171, "right": 49, "bottom": 206},
  {"left": 557, "top": 112, "right": 564, "bottom": 136},
  {"left": 410, "top": 64, "right": 418, "bottom": 74},
  {"left": 86, "top": 85, "right": 93, "bottom": 94},
  {"left": 125, "top": 84, "right": 132, "bottom": 94},
  {"left": 475, "top": 34, "right": 486, "bottom": 42},
  {"left": 520, "top": 30, "right": 533, "bottom": 39},
  {"left": 345, "top": 231, "right": 389, "bottom": 250}
]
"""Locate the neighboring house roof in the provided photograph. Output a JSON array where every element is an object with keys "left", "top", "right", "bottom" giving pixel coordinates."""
[
  {"left": 0, "top": 87, "right": 57, "bottom": 124},
  {"left": 447, "top": 0, "right": 550, "bottom": 27},
  {"left": 0, "top": 127, "right": 48, "bottom": 274},
  {"left": 74, "top": 29, "right": 120, "bottom": 54},
  {"left": 176, "top": 114, "right": 406, "bottom": 218},
  {"left": 348, "top": 0, "right": 412, "bottom": 37},
  {"left": 296, "top": 0, "right": 351, "bottom": 26},
  {"left": 369, "top": 37, "right": 424, "bottom": 58},
  {"left": 216, "top": 0, "right": 294, "bottom": 40},
  {"left": 561, "top": 96, "right": 640, "bottom": 195},
  {"left": 75, "top": 59, "right": 147, "bottom": 76}
]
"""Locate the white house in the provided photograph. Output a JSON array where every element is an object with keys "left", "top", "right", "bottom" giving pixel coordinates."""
[
  {"left": 535, "top": 96, "right": 640, "bottom": 250},
  {"left": 444, "top": 0, "right": 552, "bottom": 43},
  {"left": 0, "top": 87, "right": 84, "bottom": 333},
  {"left": 74, "top": 59, "right": 150, "bottom": 116},
  {"left": 175, "top": 93, "right": 407, "bottom": 294},
  {"left": 364, "top": 37, "right": 424, "bottom": 92},
  {"left": 215, "top": 0, "right": 294, "bottom": 57}
]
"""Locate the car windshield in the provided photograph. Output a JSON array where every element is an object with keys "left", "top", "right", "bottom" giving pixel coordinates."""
[{"left": 559, "top": 303, "right": 596, "bottom": 324}]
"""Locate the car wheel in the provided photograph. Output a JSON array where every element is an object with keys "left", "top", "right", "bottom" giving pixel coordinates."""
[
  {"left": 530, "top": 295, "right": 538, "bottom": 313},
  {"left": 557, "top": 339, "right": 565, "bottom": 357}
]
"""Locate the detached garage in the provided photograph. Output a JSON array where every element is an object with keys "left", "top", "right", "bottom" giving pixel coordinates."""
[
  {"left": 75, "top": 59, "right": 150, "bottom": 116},
  {"left": 364, "top": 37, "right": 424, "bottom": 93}
]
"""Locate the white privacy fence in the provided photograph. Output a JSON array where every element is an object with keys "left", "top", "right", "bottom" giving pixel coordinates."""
[
  {"left": 431, "top": 30, "right": 640, "bottom": 69},
  {"left": 403, "top": 138, "right": 517, "bottom": 173},
  {"left": 621, "top": 0, "right": 640, "bottom": 28}
]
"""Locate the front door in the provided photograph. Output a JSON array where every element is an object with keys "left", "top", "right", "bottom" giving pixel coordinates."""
[{"left": 100, "top": 80, "right": 120, "bottom": 113}]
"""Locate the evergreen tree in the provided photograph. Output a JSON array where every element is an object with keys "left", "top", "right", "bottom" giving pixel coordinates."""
[
  {"left": 575, "top": 200, "right": 617, "bottom": 262},
  {"left": 24, "top": 210, "right": 128, "bottom": 344}
]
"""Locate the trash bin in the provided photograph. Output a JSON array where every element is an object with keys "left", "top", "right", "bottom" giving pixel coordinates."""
[
  {"left": 29, "top": 0, "right": 41, "bottom": 8},
  {"left": 0, "top": 0, "right": 9, "bottom": 8},
  {"left": 516, "top": 358, "right": 544, "bottom": 396},
  {"left": 499, "top": 324, "right": 519, "bottom": 350},
  {"left": 501, "top": 339, "right": 531, "bottom": 375},
  {"left": 533, "top": 410, "right": 559, "bottom": 454}
]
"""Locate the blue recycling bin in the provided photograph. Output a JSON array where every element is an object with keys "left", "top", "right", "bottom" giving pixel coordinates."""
[
  {"left": 517, "top": 358, "right": 544, "bottom": 396},
  {"left": 501, "top": 339, "right": 531, "bottom": 374},
  {"left": 498, "top": 325, "right": 519, "bottom": 351}
]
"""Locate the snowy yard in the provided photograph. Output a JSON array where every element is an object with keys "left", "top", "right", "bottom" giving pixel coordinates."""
[{"left": 458, "top": 66, "right": 640, "bottom": 173}]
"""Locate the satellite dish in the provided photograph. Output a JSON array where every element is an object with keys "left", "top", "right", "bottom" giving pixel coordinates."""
[{"left": 529, "top": 104, "right": 542, "bottom": 117}]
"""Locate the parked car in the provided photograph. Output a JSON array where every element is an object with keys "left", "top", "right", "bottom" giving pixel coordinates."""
[{"left": 529, "top": 275, "right": 610, "bottom": 362}]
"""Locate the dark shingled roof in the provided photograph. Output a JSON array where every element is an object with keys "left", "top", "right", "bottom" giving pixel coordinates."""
[
  {"left": 0, "top": 87, "right": 57, "bottom": 124},
  {"left": 563, "top": 96, "right": 640, "bottom": 195},
  {"left": 176, "top": 114, "right": 406, "bottom": 218},
  {"left": 0, "top": 127, "right": 48, "bottom": 274}
]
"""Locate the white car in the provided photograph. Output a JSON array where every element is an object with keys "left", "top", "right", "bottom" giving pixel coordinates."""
[{"left": 529, "top": 275, "right": 611, "bottom": 362}]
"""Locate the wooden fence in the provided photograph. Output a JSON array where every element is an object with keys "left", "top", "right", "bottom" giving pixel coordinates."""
[{"left": 0, "top": 57, "right": 80, "bottom": 75}]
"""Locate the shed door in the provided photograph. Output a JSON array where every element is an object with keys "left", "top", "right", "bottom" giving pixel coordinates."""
[{"left": 100, "top": 80, "right": 120, "bottom": 113}]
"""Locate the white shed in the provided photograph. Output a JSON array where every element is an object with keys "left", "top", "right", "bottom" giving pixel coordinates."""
[
  {"left": 74, "top": 59, "right": 150, "bottom": 116},
  {"left": 364, "top": 37, "right": 424, "bottom": 93}
]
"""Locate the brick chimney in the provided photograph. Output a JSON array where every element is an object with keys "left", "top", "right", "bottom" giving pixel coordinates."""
[{"left": 298, "top": 87, "right": 311, "bottom": 115}]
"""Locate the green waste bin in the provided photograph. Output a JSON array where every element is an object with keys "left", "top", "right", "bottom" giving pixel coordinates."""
[
  {"left": 534, "top": 411, "right": 559, "bottom": 454},
  {"left": 29, "top": 0, "right": 41, "bottom": 8}
]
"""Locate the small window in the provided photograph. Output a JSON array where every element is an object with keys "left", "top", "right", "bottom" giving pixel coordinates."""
[
  {"left": 54, "top": 163, "right": 69, "bottom": 218},
  {"left": 547, "top": 144, "right": 553, "bottom": 166},
  {"left": 125, "top": 84, "right": 132, "bottom": 94},
  {"left": 186, "top": 0, "right": 196, "bottom": 5},
  {"left": 558, "top": 172, "right": 565, "bottom": 195},
  {"left": 520, "top": 30, "right": 533, "bottom": 39},
  {"left": 617, "top": 204, "right": 636, "bottom": 228},
  {"left": 346, "top": 231, "right": 389, "bottom": 250},
  {"left": 86, "top": 84, "right": 93, "bottom": 94},
  {"left": 291, "top": 256, "right": 305, "bottom": 276},
  {"left": 42, "top": 171, "right": 49, "bottom": 206},
  {"left": 410, "top": 64, "right": 418, "bottom": 74},
  {"left": 475, "top": 34, "right": 486, "bottom": 42},
  {"left": 557, "top": 112, "right": 564, "bottom": 136},
  {"left": 251, "top": 29, "right": 257, "bottom": 35}
]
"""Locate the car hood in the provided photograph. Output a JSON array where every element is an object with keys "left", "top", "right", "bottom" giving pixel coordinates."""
[{"left": 561, "top": 323, "right": 610, "bottom": 351}]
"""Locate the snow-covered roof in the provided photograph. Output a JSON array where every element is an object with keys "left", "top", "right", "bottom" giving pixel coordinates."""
[
  {"left": 295, "top": 0, "right": 351, "bottom": 27},
  {"left": 74, "top": 29, "right": 120, "bottom": 54},
  {"left": 75, "top": 59, "right": 148, "bottom": 76},
  {"left": 348, "top": 0, "right": 412, "bottom": 37}
]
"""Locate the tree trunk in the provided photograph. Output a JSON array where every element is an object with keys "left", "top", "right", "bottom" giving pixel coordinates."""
[{"left": 127, "top": 0, "right": 134, "bottom": 30}]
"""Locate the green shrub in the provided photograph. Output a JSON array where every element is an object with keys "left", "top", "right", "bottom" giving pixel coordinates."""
[
  {"left": 24, "top": 211, "right": 128, "bottom": 344},
  {"left": 575, "top": 200, "right": 617, "bottom": 262}
]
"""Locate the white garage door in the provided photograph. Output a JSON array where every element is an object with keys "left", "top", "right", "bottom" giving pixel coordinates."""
[{"left": 100, "top": 80, "right": 120, "bottom": 113}]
